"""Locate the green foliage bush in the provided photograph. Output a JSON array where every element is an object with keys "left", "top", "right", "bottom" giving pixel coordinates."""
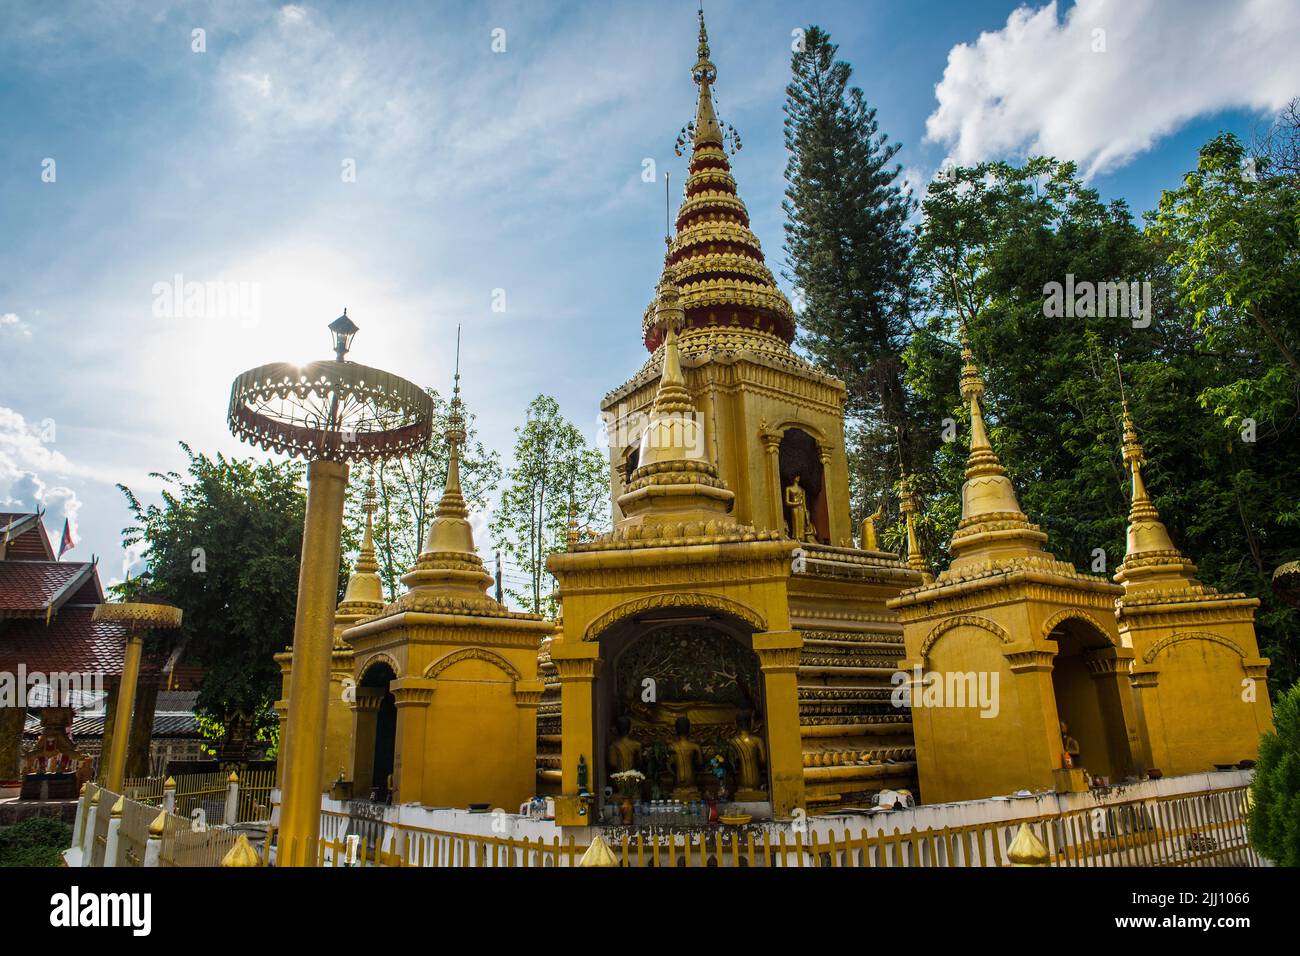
[
  {"left": 0, "top": 816, "right": 72, "bottom": 867},
  {"left": 1248, "top": 681, "right": 1300, "bottom": 865}
]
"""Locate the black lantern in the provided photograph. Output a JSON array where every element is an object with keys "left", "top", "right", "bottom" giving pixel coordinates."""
[{"left": 329, "top": 309, "right": 359, "bottom": 361}]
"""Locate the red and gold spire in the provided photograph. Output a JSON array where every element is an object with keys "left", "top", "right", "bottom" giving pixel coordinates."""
[{"left": 642, "top": 8, "right": 795, "bottom": 352}]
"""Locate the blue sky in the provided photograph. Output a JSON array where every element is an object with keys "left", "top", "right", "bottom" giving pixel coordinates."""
[{"left": 2, "top": 0, "right": 1297, "bottom": 584}]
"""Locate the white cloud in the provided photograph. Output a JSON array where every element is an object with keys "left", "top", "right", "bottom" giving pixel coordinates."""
[
  {"left": 1, "top": 312, "right": 32, "bottom": 339},
  {"left": 925, "top": 0, "right": 1300, "bottom": 178}
]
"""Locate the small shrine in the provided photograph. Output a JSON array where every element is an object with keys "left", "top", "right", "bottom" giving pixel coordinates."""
[
  {"left": 889, "top": 338, "right": 1144, "bottom": 803},
  {"left": 337, "top": 371, "right": 552, "bottom": 812},
  {"left": 1113, "top": 396, "right": 1274, "bottom": 775}
]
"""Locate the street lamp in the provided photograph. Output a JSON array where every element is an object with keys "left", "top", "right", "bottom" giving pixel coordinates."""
[{"left": 328, "top": 309, "right": 358, "bottom": 362}]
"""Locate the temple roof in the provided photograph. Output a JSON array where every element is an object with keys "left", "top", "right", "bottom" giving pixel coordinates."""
[
  {"left": 641, "top": 9, "right": 795, "bottom": 353},
  {"left": 0, "top": 511, "right": 55, "bottom": 560},
  {"left": 0, "top": 605, "right": 139, "bottom": 677},
  {"left": 0, "top": 560, "right": 98, "bottom": 618}
]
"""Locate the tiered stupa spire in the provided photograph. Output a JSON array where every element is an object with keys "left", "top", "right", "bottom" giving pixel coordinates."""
[
  {"left": 393, "top": 333, "right": 497, "bottom": 605},
  {"left": 947, "top": 331, "right": 1050, "bottom": 569},
  {"left": 1113, "top": 391, "right": 1201, "bottom": 591},
  {"left": 642, "top": 8, "right": 794, "bottom": 352},
  {"left": 334, "top": 471, "right": 385, "bottom": 627},
  {"left": 617, "top": 275, "right": 735, "bottom": 527}
]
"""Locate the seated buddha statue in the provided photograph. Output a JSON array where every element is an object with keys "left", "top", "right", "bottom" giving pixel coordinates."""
[
  {"left": 729, "top": 710, "right": 767, "bottom": 801},
  {"left": 669, "top": 716, "right": 703, "bottom": 800},
  {"left": 607, "top": 714, "right": 642, "bottom": 776}
]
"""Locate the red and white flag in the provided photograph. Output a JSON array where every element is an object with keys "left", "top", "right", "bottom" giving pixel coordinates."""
[{"left": 58, "top": 518, "right": 75, "bottom": 559}]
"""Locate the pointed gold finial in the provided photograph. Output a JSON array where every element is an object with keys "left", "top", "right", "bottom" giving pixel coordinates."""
[
  {"left": 899, "top": 466, "right": 929, "bottom": 578},
  {"left": 691, "top": 6, "right": 723, "bottom": 149},
  {"left": 110, "top": 794, "right": 124, "bottom": 817},
  {"left": 578, "top": 833, "right": 622, "bottom": 867},
  {"left": 1007, "top": 822, "right": 1050, "bottom": 866},
  {"left": 148, "top": 809, "right": 167, "bottom": 837},
  {"left": 221, "top": 833, "right": 261, "bottom": 867}
]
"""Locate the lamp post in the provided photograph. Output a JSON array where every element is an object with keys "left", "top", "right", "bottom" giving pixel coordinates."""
[
  {"left": 227, "top": 313, "right": 432, "bottom": 866},
  {"left": 92, "top": 601, "right": 183, "bottom": 793}
]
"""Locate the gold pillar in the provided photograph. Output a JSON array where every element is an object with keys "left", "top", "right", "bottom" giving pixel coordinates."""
[
  {"left": 752, "top": 629, "right": 805, "bottom": 818},
  {"left": 551, "top": 640, "right": 600, "bottom": 826},
  {"left": 390, "top": 677, "right": 436, "bottom": 804},
  {"left": 278, "top": 458, "right": 348, "bottom": 867},
  {"left": 761, "top": 429, "right": 782, "bottom": 531},
  {"left": 816, "top": 444, "right": 837, "bottom": 541},
  {"left": 103, "top": 633, "right": 144, "bottom": 792}
]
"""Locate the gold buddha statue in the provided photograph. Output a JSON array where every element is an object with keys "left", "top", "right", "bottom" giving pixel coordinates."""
[
  {"left": 784, "top": 475, "right": 817, "bottom": 543},
  {"left": 729, "top": 710, "right": 767, "bottom": 801},
  {"left": 860, "top": 504, "right": 883, "bottom": 551},
  {"left": 669, "top": 716, "right": 703, "bottom": 800},
  {"left": 607, "top": 714, "right": 642, "bottom": 776}
]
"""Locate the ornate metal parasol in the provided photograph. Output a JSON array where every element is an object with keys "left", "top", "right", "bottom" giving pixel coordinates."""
[
  {"left": 227, "top": 311, "right": 433, "bottom": 463},
  {"left": 92, "top": 601, "right": 184, "bottom": 631}
]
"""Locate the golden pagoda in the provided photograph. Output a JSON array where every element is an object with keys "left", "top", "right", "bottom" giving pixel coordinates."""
[
  {"left": 546, "top": 11, "right": 924, "bottom": 825},
  {"left": 1113, "top": 394, "right": 1273, "bottom": 775},
  {"left": 338, "top": 368, "right": 552, "bottom": 810},
  {"left": 889, "top": 335, "right": 1143, "bottom": 803}
]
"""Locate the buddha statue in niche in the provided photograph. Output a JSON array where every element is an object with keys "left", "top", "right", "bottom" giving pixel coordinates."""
[
  {"left": 669, "top": 716, "right": 703, "bottom": 800},
  {"left": 729, "top": 710, "right": 767, "bottom": 801},
  {"left": 607, "top": 714, "right": 642, "bottom": 777},
  {"left": 784, "top": 475, "right": 816, "bottom": 543}
]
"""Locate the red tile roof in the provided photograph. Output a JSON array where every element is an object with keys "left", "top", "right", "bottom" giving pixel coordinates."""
[
  {"left": 0, "top": 606, "right": 138, "bottom": 675},
  {"left": 0, "top": 561, "right": 94, "bottom": 616}
]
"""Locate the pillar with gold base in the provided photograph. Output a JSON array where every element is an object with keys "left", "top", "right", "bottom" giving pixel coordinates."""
[
  {"left": 277, "top": 457, "right": 348, "bottom": 866},
  {"left": 226, "top": 311, "right": 433, "bottom": 866},
  {"left": 92, "top": 600, "right": 183, "bottom": 792},
  {"left": 752, "top": 630, "right": 805, "bottom": 817}
]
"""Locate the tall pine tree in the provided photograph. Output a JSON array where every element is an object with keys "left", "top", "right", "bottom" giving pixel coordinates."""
[{"left": 783, "top": 25, "right": 915, "bottom": 522}]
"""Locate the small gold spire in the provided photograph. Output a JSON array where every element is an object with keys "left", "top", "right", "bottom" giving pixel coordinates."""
[
  {"left": 163, "top": 776, "right": 176, "bottom": 789},
  {"left": 1116, "top": 379, "right": 1179, "bottom": 559},
  {"left": 691, "top": 8, "right": 723, "bottom": 149},
  {"left": 228, "top": 770, "right": 239, "bottom": 784},
  {"left": 148, "top": 809, "right": 167, "bottom": 837},
  {"left": 110, "top": 794, "right": 124, "bottom": 817},
  {"left": 959, "top": 328, "right": 1003, "bottom": 481}
]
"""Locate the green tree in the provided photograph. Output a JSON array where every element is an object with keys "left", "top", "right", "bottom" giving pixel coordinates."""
[
  {"left": 1151, "top": 132, "right": 1300, "bottom": 433},
  {"left": 783, "top": 24, "right": 916, "bottom": 517},
  {"left": 117, "top": 444, "right": 344, "bottom": 750},
  {"left": 343, "top": 388, "right": 501, "bottom": 601},
  {"left": 490, "top": 395, "right": 609, "bottom": 616},
  {"left": 907, "top": 151, "right": 1298, "bottom": 691},
  {"left": 1249, "top": 679, "right": 1300, "bottom": 865}
]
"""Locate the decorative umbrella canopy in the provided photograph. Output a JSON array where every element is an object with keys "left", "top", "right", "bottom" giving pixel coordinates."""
[
  {"left": 227, "top": 312, "right": 433, "bottom": 463},
  {"left": 92, "top": 601, "right": 183, "bottom": 633}
]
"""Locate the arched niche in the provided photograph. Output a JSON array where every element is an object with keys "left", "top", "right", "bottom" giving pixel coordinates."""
[
  {"left": 1047, "top": 617, "right": 1131, "bottom": 783},
  {"left": 590, "top": 606, "right": 767, "bottom": 814},
  {"left": 353, "top": 660, "right": 397, "bottom": 804},
  {"left": 778, "top": 427, "right": 829, "bottom": 543}
]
